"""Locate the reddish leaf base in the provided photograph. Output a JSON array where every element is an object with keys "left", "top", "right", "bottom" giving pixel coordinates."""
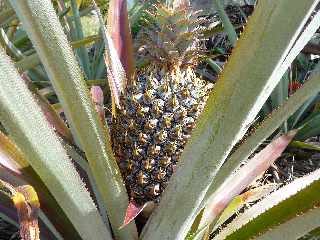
[{"left": 120, "top": 200, "right": 147, "bottom": 229}]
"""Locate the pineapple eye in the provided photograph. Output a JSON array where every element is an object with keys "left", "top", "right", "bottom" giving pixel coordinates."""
[
  {"left": 144, "top": 119, "right": 158, "bottom": 131},
  {"left": 183, "top": 117, "right": 195, "bottom": 129},
  {"left": 132, "top": 147, "right": 143, "bottom": 158},
  {"left": 124, "top": 134, "right": 130, "bottom": 144},
  {"left": 147, "top": 145, "right": 161, "bottom": 157},
  {"left": 143, "top": 159, "right": 155, "bottom": 172},
  {"left": 172, "top": 125, "right": 183, "bottom": 139},
  {"left": 162, "top": 112, "right": 173, "bottom": 125},
  {"left": 128, "top": 119, "right": 138, "bottom": 130},
  {"left": 126, "top": 160, "right": 134, "bottom": 172},
  {"left": 160, "top": 84, "right": 169, "bottom": 93},
  {"left": 159, "top": 156, "right": 171, "bottom": 167},
  {"left": 155, "top": 168, "right": 166, "bottom": 181},
  {"left": 175, "top": 109, "right": 188, "bottom": 121},
  {"left": 156, "top": 130, "right": 168, "bottom": 143},
  {"left": 137, "top": 106, "right": 149, "bottom": 117},
  {"left": 147, "top": 184, "right": 160, "bottom": 197},
  {"left": 137, "top": 171, "right": 149, "bottom": 186},
  {"left": 144, "top": 90, "right": 154, "bottom": 103},
  {"left": 169, "top": 95, "right": 179, "bottom": 108},
  {"left": 181, "top": 88, "right": 190, "bottom": 97},
  {"left": 164, "top": 142, "right": 177, "bottom": 154},
  {"left": 138, "top": 133, "right": 149, "bottom": 144}
]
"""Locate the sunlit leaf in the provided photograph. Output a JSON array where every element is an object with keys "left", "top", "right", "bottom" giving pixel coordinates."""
[
  {"left": 199, "top": 131, "right": 296, "bottom": 230},
  {"left": 214, "top": 183, "right": 279, "bottom": 231},
  {"left": 213, "top": 169, "right": 320, "bottom": 239},
  {"left": 0, "top": 180, "right": 40, "bottom": 240},
  {"left": 21, "top": 73, "right": 73, "bottom": 143}
]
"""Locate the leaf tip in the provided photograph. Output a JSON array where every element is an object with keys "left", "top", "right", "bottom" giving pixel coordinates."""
[{"left": 119, "top": 200, "right": 147, "bottom": 229}]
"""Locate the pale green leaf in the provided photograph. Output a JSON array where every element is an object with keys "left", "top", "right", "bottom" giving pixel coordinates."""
[
  {"left": 0, "top": 46, "right": 111, "bottom": 240},
  {"left": 8, "top": 0, "right": 138, "bottom": 238},
  {"left": 201, "top": 60, "right": 320, "bottom": 210},
  {"left": 213, "top": 169, "right": 320, "bottom": 240},
  {"left": 212, "top": 0, "right": 238, "bottom": 47},
  {"left": 254, "top": 207, "right": 320, "bottom": 240}
]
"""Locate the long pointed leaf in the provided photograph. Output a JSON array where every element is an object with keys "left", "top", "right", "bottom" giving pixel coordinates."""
[
  {"left": 254, "top": 207, "right": 320, "bottom": 240},
  {"left": 70, "top": 0, "right": 91, "bottom": 78},
  {"left": 8, "top": 1, "right": 138, "bottom": 239},
  {"left": 0, "top": 131, "right": 79, "bottom": 239},
  {"left": 212, "top": 0, "right": 237, "bottom": 47},
  {"left": 295, "top": 111, "right": 320, "bottom": 140},
  {"left": 199, "top": 131, "right": 296, "bottom": 229},
  {"left": 200, "top": 14, "right": 320, "bottom": 211},
  {"left": 0, "top": 8, "right": 15, "bottom": 26},
  {"left": 108, "top": 0, "right": 135, "bottom": 82},
  {"left": 0, "top": 46, "right": 111, "bottom": 239},
  {"left": 94, "top": 1, "right": 127, "bottom": 110},
  {"left": 213, "top": 168, "right": 320, "bottom": 239},
  {"left": 21, "top": 73, "right": 73, "bottom": 143}
]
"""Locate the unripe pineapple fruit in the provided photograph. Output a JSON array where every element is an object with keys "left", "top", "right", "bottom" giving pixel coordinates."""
[{"left": 111, "top": 3, "right": 213, "bottom": 205}]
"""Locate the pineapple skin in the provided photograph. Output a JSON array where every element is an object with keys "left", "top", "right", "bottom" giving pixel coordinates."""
[
  {"left": 111, "top": 3, "right": 213, "bottom": 205},
  {"left": 112, "top": 66, "right": 212, "bottom": 205}
]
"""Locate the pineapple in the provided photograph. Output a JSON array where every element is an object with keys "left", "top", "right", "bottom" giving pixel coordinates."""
[{"left": 111, "top": 2, "right": 213, "bottom": 205}]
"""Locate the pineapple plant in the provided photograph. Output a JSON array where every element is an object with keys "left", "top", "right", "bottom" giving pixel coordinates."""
[
  {"left": 111, "top": 1, "right": 213, "bottom": 205},
  {"left": 0, "top": 0, "right": 320, "bottom": 239}
]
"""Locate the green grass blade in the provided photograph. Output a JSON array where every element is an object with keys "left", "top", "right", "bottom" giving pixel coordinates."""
[
  {"left": 141, "top": 2, "right": 318, "bottom": 239},
  {"left": 305, "top": 227, "right": 320, "bottom": 239},
  {"left": 254, "top": 207, "right": 320, "bottom": 240},
  {"left": 0, "top": 28, "right": 23, "bottom": 60},
  {"left": 15, "top": 53, "right": 41, "bottom": 71},
  {"left": 128, "top": 1, "right": 145, "bottom": 25},
  {"left": 0, "top": 7, "right": 15, "bottom": 27},
  {"left": 260, "top": 3, "right": 320, "bottom": 120},
  {"left": 15, "top": 35, "right": 101, "bottom": 72},
  {"left": 261, "top": 4, "right": 320, "bottom": 122},
  {"left": 289, "top": 94, "right": 318, "bottom": 128},
  {"left": 277, "top": 8, "right": 320, "bottom": 80},
  {"left": 64, "top": 142, "right": 110, "bottom": 231},
  {"left": 213, "top": 169, "right": 320, "bottom": 240},
  {"left": 8, "top": 1, "right": 138, "bottom": 239},
  {"left": 70, "top": 0, "right": 91, "bottom": 79},
  {"left": 206, "top": 59, "right": 223, "bottom": 74},
  {"left": 71, "top": 34, "right": 101, "bottom": 48},
  {"left": 0, "top": 46, "right": 111, "bottom": 239},
  {"left": 289, "top": 140, "right": 320, "bottom": 152},
  {"left": 93, "top": 44, "right": 107, "bottom": 79},
  {"left": 212, "top": 0, "right": 238, "bottom": 47},
  {"left": 128, "top": 0, "right": 157, "bottom": 34},
  {"left": 270, "top": 71, "right": 289, "bottom": 132},
  {"left": 295, "top": 111, "right": 320, "bottom": 140}
]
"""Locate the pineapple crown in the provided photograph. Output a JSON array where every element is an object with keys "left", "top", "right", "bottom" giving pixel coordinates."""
[{"left": 136, "top": 3, "right": 209, "bottom": 70}]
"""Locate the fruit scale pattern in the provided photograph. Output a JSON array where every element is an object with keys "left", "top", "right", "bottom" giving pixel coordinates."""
[{"left": 111, "top": 3, "right": 213, "bottom": 205}]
